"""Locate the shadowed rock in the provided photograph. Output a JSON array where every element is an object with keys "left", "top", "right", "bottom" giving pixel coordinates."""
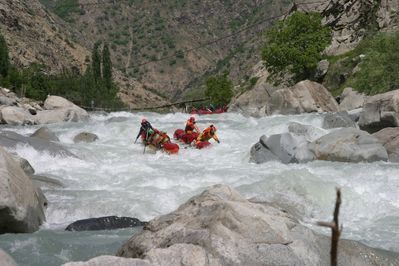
[
  {"left": 0, "top": 146, "right": 47, "bottom": 234},
  {"left": 32, "top": 175, "right": 65, "bottom": 188},
  {"left": 65, "top": 216, "right": 146, "bottom": 231},
  {"left": 0, "top": 249, "right": 17, "bottom": 266}
]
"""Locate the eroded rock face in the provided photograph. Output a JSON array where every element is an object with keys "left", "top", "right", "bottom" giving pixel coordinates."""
[
  {"left": 269, "top": 80, "right": 339, "bottom": 115},
  {"left": 309, "top": 128, "right": 388, "bottom": 162},
  {"left": 373, "top": 127, "right": 399, "bottom": 162},
  {"left": 0, "top": 146, "right": 47, "bottom": 233},
  {"left": 114, "top": 185, "right": 399, "bottom": 265},
  {"left": 358, "top": 89, "right": 399, "bottom": 133}
]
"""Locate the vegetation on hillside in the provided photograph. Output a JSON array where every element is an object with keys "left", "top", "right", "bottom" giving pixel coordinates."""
[
  {"left": 262, "top": 12, "right": 332, "bottom": 85},
  {"left": 324, "top": 31, "right": 399, "bottom": 95},
  {"left": 205, "top": 73, "right": 233, "bottom": 106},
  {"left": 0, "top": 33, "right": 120, "bottom": 108}
]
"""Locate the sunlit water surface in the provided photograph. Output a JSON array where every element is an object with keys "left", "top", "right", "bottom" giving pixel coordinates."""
[{"left": 1, "top": 112, "right": 399, "bottom": 265}]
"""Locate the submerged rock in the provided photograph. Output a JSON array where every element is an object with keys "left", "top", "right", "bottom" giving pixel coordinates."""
[
  {"left": 0, "top": 131, "right": 76, "bottom": 157},
  {"left": 0, "top": 146, "right": 47, "bottom": 233},
  {"left": 31, "top": 175, "right": 65, "bottom": 188},
  {"left": 73, "top": 132, "right": 99, "bottom": 143},
  {"left": 114, "top": 185, "right": 399, "bottom": 265},
  {"left": 65, "top": 216, "right": 146, "bottom": 231},
  {"left": 31, "top": 127, "right": 59, "bottom": 142}
]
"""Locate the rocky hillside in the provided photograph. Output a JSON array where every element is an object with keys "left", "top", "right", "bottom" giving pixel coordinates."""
[{"left": 39, "top": 0, "right": 292, "bottom": 100}]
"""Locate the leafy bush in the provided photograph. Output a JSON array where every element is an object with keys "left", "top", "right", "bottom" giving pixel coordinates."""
[
  {"left": 262, "top": 12, "right": 331, "bottom": 84},
  {"left": 205, "top": 73, "right": 233, "bottom": 106}
]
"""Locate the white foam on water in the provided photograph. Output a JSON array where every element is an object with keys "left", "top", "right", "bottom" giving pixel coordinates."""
[{"left": 2, "top": 111, "right": 399, "bottom": 257}]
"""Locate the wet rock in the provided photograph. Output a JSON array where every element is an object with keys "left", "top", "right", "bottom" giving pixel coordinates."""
[
  {"left": 62, "top": 256, "right": 151, "bottom": 266},
  {"left": 269, "top": 80, "right": 339, "bottom": 115},
  {"left": 0, "top": 146, "right": 47, "bottom": 233},
  {"left": 31, "top": 174, "right": 65, "bottom": 188},
  {"left": 73, "top": 132, "right": 99, "bottom": 143},
  {"left": 9, "top": 153, "right": 35, "bottom": 176},
  {"left": 0, "top": 106, "right": 36, "bottom": 125},
  {"left": 359, "top": 89, "right": 399, "bottom": 133},
  {"left": 65, "top": 216, "right": 146, "bottom": 231},
  {"left": 348, "top": 108, "right": 363, "bottom": 122},
  {"left": 373, "top": 127, "right": 399, "bottom": 162},
  {"left": 339, "top": 87, "right": 366, "bottom": 111},
  {"left": 31, "top": 127, "right": 59, "bottom": 142},
  {"left": 0, "top": 131, "right": 76, "bottom": 157},
  {"left": 249, "top": 138, "right": 279, "bottom": 164},
  {"left": 0, "top": 249, "right": 17, "bottom": 266},
  {"left": 116, "top": 184, "right": 399, "bottom": 265},
  {"left": 322, "top": 111, "right": 357, "bottom": 129},
  {"left": 309, "top": 128, "right": 388, "bottom": 163}
]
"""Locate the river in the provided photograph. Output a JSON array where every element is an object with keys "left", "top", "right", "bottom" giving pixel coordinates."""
[{"left": 1, "top": 111, "right": 398, "bottom": 265}]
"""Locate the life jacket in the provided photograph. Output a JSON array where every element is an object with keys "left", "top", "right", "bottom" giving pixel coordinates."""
[
  {"left": 197, "top": 127, "right": 217, "bottom": 142},
  {"left": 185, "top": 120, "right": 196, "bottom": 134},
  {"left": 147, "top": 129, "right": 171, "bottom": 148}
]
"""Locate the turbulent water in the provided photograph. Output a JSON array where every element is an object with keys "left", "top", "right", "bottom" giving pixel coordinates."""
[{"left": 1, "top": 112, "right": 399, "bottom": 265}]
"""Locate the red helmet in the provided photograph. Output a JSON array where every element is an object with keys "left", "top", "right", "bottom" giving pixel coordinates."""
[
  {"left": 189, "top": 117, "right": 195, "bottom": 122},
  {"left": 141, "top": 118, "right": 147, "bottom": 123}
]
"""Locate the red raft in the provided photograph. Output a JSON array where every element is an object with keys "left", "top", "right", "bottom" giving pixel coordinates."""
[
  {"left": 141, "top": 129, "right": 180, "bottom": 154},
  {"left": 173, "top": 129, "right": 198, "bottom": 144},
  {"left": 162, "top": 142, "right": 180, "bottom": 154}
]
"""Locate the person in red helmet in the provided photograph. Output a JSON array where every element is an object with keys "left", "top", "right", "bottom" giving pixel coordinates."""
[
  {"left": 134, "top": 118, "right": 154, "bottom": 143},
  {"left": 185, "top": 116, "right": 200, "bottom": 134},
  {"left": 195, "top": 124, "right": 219, "bottom": 148}
]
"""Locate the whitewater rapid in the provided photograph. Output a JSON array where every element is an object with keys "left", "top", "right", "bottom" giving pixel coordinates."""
[{"left": 1, "top": 111, "right": 399, "bottom": 265}]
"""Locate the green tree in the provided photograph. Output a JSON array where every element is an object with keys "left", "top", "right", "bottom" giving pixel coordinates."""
[
  {"left": 0, "top": 33, "right": 9, "bottom": 78},
  {"left": 102, "top": 42, "right": 112, "bottom": 90},
  {"left": 205, "top": 73, "right": 233, "bottom": 106},
  {"left": 92, "top": 41, "right": 102, "bottom": 80},
  {"left": 262, "top": 12, "right": 331, "bottom": 84}
]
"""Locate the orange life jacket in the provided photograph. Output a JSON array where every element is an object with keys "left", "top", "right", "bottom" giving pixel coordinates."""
[{"left": 197, "top": 127, "right": 218, "bottom": 143}]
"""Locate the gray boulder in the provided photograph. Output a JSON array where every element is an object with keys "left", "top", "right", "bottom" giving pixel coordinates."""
[
  {"left": 314, "top": 59, "right": 329, "bottom": 80},
  {"left": 63, "top": 256, "right": 151, "bottom": 266},
  {"left": 31, "top": 127, "right": 59, "bottom": 142},
  {"left": 339, "top": 87, "right": 366, "bottom": 111},
  {"left": 373, "top": 127, "right": 399, "bottom": 162},
  {"left": 116, "top": 184, "right": 399, "bottom": 265},
  {"left": 73, "top": 132, "right": 99, "bottom": 143},
  {"left": 0, "top": 131, "right": 76, "bottom": 157},
  {"left": 9, "top": 153, "right": 35, "bottom": 176},
  {"left": 309, "top": 128, "right": 388, "bottom": 162},
  {"left": 358, "top": 89, "right": 399, "bottom": 133},
  {"left": 0, "top": 146, "right": 47, "bottom": 233},
  {"left": 38, "top": 95, "right": 89, "bottom": 124},
  {"left": 0, "top": 249, "right": 17, "bottom": 266},
  {"left": 0, "top": 106, "right": 36, "bottom": 125},
  {"left": 0, "top": 96, "right": 17, "bottom": 106},
  {"left": 249, "top": 137, "right": 279, "bottom": 164},
  {"left": 288, "top": 122, "right": 326, "bottom": 142},
  {"left": 322, "top": 111, "right": 357, "bottom": 129},
  {"left": 269, "top": 80, "right": 339, "bottom": 115}
]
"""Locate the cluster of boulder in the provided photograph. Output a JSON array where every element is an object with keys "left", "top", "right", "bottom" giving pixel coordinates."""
[
  {"left": 231, "top": 74, "right": 399, "bottom": 164},
  {"left": 0, "top": 88, "right": 89, "bottom": 125},
  {"left": 63, "top": 185, "right": 399, "bottom": 265}
]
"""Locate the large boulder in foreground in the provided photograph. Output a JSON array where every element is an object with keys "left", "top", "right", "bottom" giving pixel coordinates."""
[
  {"left": 269, "top": 80, "right": 339, "bottom": 115},
  {"left": 373, "top": 127, "right": 399, "bottom": 162},
  {"left": 309, "top": 128, "right": 388, "bottom": 163},
  {"left": 358, "top": 89, "right": 399, "bottom": 133},
  {"left": 0, "top": 249, "right": 17, "bottom": 266},
  {"left": 0, "top": 146, "right": 47, "bottom": 233},
  {"left": 36, "top": 95, "right": 89, "bottom": 124},
  {"left": 110, "top": 185, "right": 399, "bottom": 266}
]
